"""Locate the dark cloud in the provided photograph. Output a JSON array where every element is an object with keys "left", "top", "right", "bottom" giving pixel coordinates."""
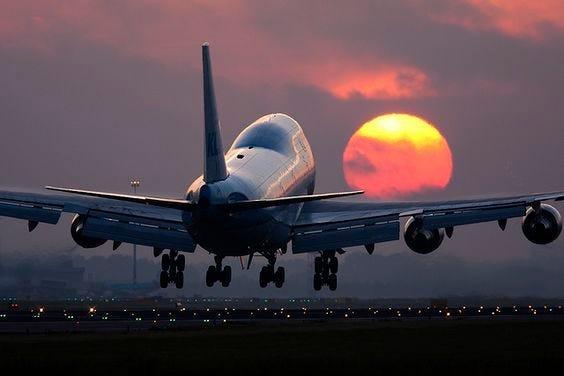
[{"left": 344, "top": 152, "right": 377, "bottom": 174}]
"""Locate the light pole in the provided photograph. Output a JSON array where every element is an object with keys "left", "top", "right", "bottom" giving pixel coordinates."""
[{"left": 130, "top": 179, "right": 141, "bottom": 286}]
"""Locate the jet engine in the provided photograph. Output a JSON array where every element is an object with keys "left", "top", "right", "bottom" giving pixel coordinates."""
[
  {"left": 404, "top": 217, "right": 445, "bottom": 254},
  {"left": 522, "top": 204, "right": 562, "bottom": 245},
  {"left": 70, "top": 214, "right": 107, "bottom": 248}
]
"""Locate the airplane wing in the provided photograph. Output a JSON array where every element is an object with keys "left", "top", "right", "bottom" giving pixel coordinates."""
[
  {"left": 0, "top": 189, "right": 196, "bottom": 252},
  {"left": 291, "top": 191, "right": 564, "bottom": 253}
]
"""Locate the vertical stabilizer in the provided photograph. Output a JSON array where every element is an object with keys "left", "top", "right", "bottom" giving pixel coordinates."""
[{"left": 202, "top": 42, "right": 228, "bottom": 183}]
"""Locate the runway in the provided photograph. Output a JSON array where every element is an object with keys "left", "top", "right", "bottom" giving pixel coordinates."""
[{"left": 2, "top": 301, "right": 564, "bottom": 333}]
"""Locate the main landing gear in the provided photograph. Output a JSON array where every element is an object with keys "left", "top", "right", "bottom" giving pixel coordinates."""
[
  {"left": 206, "top": 255, "right": 232, "bottom": 287},
  {"left": 259, "top": 252, "right": 285, "bottom": 288},
  {"left": 159, "top": 250, "right": 185, "bottom": 289},
  {"left": 313, "top": 250, "right": 338, "bottom": 291}
]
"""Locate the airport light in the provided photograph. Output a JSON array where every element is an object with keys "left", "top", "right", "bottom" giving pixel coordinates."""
[{"left": 130, "top": 179, "right": 141, "bottom": 286}]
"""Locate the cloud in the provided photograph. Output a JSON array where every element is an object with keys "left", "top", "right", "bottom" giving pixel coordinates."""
[
  {"left": 429, "top": 0, "right": 564, "bottom": 41},
  {"left": 327, "top": 65, "right": 434, "bottom": 100},
  {"left": 0, "top": 0, "right": 437, "bottom": 100}
]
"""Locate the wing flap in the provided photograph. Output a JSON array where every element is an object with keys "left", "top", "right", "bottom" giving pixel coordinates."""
[
  {"left": 420, "top": 204, "right": 526, "bottom": 230},
  {"left": 82, "top": 210, "right": 196, "bottom": 252},
  {"left": 0, "top": 198, "right": 63, "bottom": 224},
  {"left": 292, "top": 215, "right": 399, "bottom": 253},
  {"left": 0, "top": 189, "right": 196, "bottom": 251},
  {"left": 293, "top": 190, "right": 564, "bottom": 253}
]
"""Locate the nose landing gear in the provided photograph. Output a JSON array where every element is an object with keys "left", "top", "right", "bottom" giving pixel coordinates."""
[
  {"left": 159, "top": 250, "right": 185, "bottom": 289},
  {"left": 313, "top": 250, "right": 338, "bottom": 291},
  {"left": 206, "top": 255, "right": 232, "bottom": 287}
]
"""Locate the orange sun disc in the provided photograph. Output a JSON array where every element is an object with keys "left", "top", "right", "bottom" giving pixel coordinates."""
[{"left": 342, "top": 113, "right": 453, "bottom": 199}]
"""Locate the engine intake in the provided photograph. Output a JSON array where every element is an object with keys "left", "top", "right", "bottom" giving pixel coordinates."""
[
  {"left": 71, "top": 214, "right": 107, "bottom": 249},
  {"left": 404, "top": 217, "right": 445, "bottom": 254},
  {"left": 522, "top": 204, "right": 562, "bottom": 245}
]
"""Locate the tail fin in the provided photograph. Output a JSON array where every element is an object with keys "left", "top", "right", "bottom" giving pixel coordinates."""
[{"left": 202, "top": 42, "right": 228, "bottom": 183}]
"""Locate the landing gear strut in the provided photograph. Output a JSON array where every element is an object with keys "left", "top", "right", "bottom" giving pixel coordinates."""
[
  {"left": 160, "top": 250, "right": 185, "bottom": 289},
  {"left": 259, "top": 252, "right": 285, "bottom": 288},
  {"left": 206, "top": 255, "right": 232, "bottom": 287},
  {"left": 313, "top": 250, "right": 338, "bottom": 291}
]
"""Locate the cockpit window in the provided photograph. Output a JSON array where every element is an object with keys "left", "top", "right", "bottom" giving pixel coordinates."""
[{"left": 231, "top": 121, "right": 292, "bottom": 154}]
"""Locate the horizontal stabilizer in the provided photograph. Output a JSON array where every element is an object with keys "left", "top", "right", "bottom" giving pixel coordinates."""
[
  {"left": 221, "top": 191, "right": 364, "bottom": 212},
  {"left": 45, "top": 186, "right": 194, "bottom": 210}
]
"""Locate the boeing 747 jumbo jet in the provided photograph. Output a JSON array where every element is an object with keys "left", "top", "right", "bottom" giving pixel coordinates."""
[{"left": 1, "top": 44, "right": 562, "bottom": 290}]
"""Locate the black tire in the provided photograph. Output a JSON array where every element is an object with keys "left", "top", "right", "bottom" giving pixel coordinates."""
[
  {"left": 329, "top": 256, "right": 338, "bottom": 274},
  {"left": 322, "top": 267, "right": 330, "bottom": 281},
  {"left": 206, "top": 266, "right": 216, "bottom": 287},
  {"left": 259, "top": 267, "right": 268, "bottom": 288},
  {"left": 221, "top": 266, "right": 232, "bottom": 287},
  {"left": 274, "top": 267, "right": 285, "bottom": 288},
  {"left": 176, "top": 254, "right": 186, "bottom": 272},
  {"left": 160, "top": 271, "right": 169, "bottom": 288},
  {"left": 175, "top": 272, "right": 184, "bottom": 289},
  {"left": 161, "top": 254, "right": 170, "bottom": 271},
  {"left": 314, "top": 257, "right": 323, "bottom": 274},
  {"left": 328, "top": 273, "right": 337, "bottom": 291},
  {"left": 313, "top": 273, "right": 322, "bottom": 291}
]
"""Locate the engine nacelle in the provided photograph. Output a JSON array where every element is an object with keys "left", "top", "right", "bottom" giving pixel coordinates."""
[
  {"left": 71, "top": 214, "right": 107, "bottom": 249},
  {"left": 404, "top": 217, "right": 445, "bottom": 254},
  {"left": 522, "top": 204, "right": 562, "bottom": 245}
]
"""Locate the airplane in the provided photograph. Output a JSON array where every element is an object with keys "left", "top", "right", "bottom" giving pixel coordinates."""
[{"left": 0, "top": 43, "right": 562, "bottom": 291}]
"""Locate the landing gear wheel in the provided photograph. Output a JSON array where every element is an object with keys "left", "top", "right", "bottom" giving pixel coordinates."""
[
  {"left": 206, "top": 266, "right": 216, "bottom": 287},
  {"left": 153, "top": 248, "right": 163, "bottom": 258},
  {"left": 221, "top": 266, "right": 232, "bottom": 287},
  {"left": 314, "top": 257, "right": 323, "bottom": 274},
  {"left": 274, "top": 267, "right": 285, "bottom": 288},
  {"left": 175, "top": 272, "right": 184, "bottom": 289},
  {"left": 259, "top": 266, "right": 269, "bottom": 288},
  {"left": 176, "top": 254, "right": 186, "bottom": 272},
  {"left": 169, "top": 268, "right": 177, "bottom": 283},
  {"left": 329, "top": 257, "right": 338, "bottom": 274},
  {"left": 328, "top": 273, "right": 337, "bottom": 291},
  {"left": 161, "top": 254, "right": 170, "bottom": 271},
  {"left": 160, "top": 271, "right": 169, "bottom": 288},
  {"left": 313, "top": 273, "right": 322, "bottom": 291}
]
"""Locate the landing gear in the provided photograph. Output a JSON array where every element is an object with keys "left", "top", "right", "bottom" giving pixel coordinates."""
[
  {"left": 160, "top": 270, "right": 169, "bottom": 288},
  {"left": 159, "top": 250, "right": 184, "bottom": 289},
  {"left": 258, "top": 253, "right": 285, "bottom": 288},
  {"left": 313, "top": 251, "right": 338, "bottom": 291},
  {"left": 274, "top": 267, "right": 285, "bottom": 288},
  {"left": 205, "top": 256, "right": 231, "bottom": 287},
  {"left": 175, "top": 270, "right": 184, "bottom": 289}
]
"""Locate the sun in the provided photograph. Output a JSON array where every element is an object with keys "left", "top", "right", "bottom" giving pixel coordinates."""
[{"left": 343, "top": 113, "right": 453, "bottom": 199}]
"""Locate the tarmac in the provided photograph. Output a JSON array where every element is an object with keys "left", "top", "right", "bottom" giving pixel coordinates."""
[{"left": 2, "top": 303, "right": 564, "bottom": 333}]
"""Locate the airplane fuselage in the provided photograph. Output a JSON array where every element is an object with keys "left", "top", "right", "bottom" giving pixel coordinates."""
[{"left": 186, "top": 113, "right": 315, "bottom": 256}]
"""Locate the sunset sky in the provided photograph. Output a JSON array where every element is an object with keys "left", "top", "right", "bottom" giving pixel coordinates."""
[{"left": 0, "top": 0, "right": 563, "bottom": 264}]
